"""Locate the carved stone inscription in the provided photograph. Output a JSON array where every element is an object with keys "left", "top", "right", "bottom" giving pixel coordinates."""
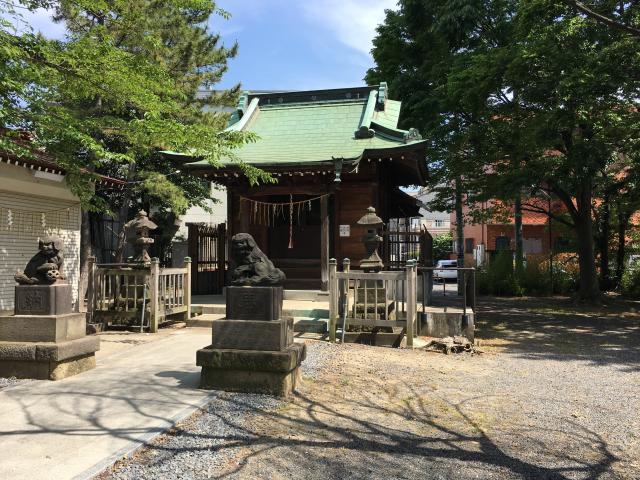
[
  {"left": 16, "top": 289, "right": 47, "bottom": 315},
  {"left": 14, "top": 284, "right": 72, "bottom": 315},
  {"left": 226, "top": 286, "right": 283, "bottom": 321}
]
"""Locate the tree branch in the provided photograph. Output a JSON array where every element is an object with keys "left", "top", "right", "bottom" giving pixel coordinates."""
[
  {"left": 521, "top": 202, "right": 575, "bottom": 228},
  {"left": 566, "top": 0, "right": 640, "bottom": 38}
]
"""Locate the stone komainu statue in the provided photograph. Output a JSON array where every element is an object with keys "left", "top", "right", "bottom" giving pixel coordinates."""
[
  {"left": 230, "top": 233, "right": 285, "bottom": 286},
  {"left": 14, "top": 236, "right": 66, "bottom": 285}
]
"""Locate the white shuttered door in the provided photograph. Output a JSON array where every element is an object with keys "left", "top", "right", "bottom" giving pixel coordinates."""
[{"left": 0, "top": 191, "right": 81, "bottom": 311}]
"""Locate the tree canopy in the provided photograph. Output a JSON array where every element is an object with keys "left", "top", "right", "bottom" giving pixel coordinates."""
[
  {"left": 368, "top": 0, "right": 640, "bottom": 300},
  {"left": 0, "top": 0, "right": 268, "bottom": 214}
]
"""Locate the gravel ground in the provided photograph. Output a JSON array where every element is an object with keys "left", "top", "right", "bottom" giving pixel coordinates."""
[
  {"left": 0, "top": 376, "right": 28, "bottom": 390},
  {"left": 100, "top": 297, "right": 640, "bottom": 480}
]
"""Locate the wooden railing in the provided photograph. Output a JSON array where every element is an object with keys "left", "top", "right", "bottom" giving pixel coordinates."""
[
  {"left": 328, "top": 258, "right": 417, "bottom": 347},
  {"left": 87, "top": 257, "right": 191, "bottom": 332}
]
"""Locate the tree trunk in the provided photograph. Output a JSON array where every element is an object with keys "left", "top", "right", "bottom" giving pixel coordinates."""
[
  {"left": 514, "top": 194, "right": 524, "bottom": 277},
  {"left": 455, "top": 178, "right": 464, "bottom": 294},
  {"left": 615, "top": 210, "right": 630, "bottom": 285},
  {"left": 575, "top": 198, "right": 600, "bottom": 302},
  {"left": 78, "top": 209, "right": 92, "bottom": 312},
  {"left": 598, "top": 191, "right": 611, "bottom": 290},
  {"left": 114, "top": 163, "right": 136, "bottom": 262}
]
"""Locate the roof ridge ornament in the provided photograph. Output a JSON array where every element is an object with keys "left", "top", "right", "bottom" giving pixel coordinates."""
[
  {"left": 404, "top": 128, "right": 422, "bottom": 143},
  {"left": 237, "top": 91, "right": 249, "bottom": 112},
  {"left": 354, "top": 125, "right": 375, "bottom": 139},
  {"left": 377, "top": 82, "right": 388, "bottom": 110}
]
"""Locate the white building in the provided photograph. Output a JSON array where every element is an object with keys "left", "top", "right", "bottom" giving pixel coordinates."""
[
  {"left": 415, "top": 188, "right": 451, "bottom": 237},
  {"left": 0, "top": 156, "right": 82, "bottom": 312}
]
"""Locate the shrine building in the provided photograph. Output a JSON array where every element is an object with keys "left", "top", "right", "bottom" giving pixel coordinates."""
[{"left": 163, "top": 83, "right": 429, "bottom": 291}]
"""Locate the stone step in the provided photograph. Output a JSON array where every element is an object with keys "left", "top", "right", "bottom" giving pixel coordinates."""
[
  {"left": 283, "top": 289, "right": 329, "bottom": 301},
  {"left": 188, "top": 313, "right": 328, "bottom": 335},
  {"left": 186, "top": 313, "right": 225, "bottom": 328},
  {"left": 194, "top": 305, "right": 329, "bottom": 320},
  {"left": 293, "top": 317, "right": 328, "bottom": 334}
]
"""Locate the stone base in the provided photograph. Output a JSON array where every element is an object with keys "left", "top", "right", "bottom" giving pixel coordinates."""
[
  {"left": 0, "top": 313, "right": 86, "bottom": 343},
  {"left": 211, "top": 318, "right": 293, "bottom": 351},
  {"left": 197, "top": 343, "right": 306, "bottom": 397},
  {"left": 418, "top": 311, "right": 475, "bottom": 341},
  {"left": 0, "top": 336, "right": 100, "bottom": 380},
  {"left": 226, "top": 286, "right": 283, "bottom": 321},
  {"left": 341, "top": 331, "right": 405, "bottom": 347},
  {"left": 15, "top": 283, "right": 72, "bottom": 315}
]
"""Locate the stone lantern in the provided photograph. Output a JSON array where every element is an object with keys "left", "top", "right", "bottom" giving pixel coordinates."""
[
  {"left": 357, "top": 206, "right": 384, "bottom": 272},
  {"left": 127, "top": 210, "right": 158, "bottom": 264}
]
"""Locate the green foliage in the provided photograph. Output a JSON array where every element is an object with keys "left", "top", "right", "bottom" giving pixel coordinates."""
[
  {"left": 621, "top": 262, "right": 640, "bottom": 298},
  {"left": 477, "top": 251, "right": 522, "bottom": 296},
  {"left": 432, "top": 232, "right": 453, "bottom": 262},
  {"left": 0, "top": 1, "right": 269, "bottom": 216},
  {"left": 368, "top": 0, "right": 640, "bottom": 301}
]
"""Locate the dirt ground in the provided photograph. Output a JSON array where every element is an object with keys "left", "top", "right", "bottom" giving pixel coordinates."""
[{"left": 104, "top": 296, "right": 640, "bottom": 480}]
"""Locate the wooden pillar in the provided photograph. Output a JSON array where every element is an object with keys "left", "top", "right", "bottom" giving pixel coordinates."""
[
  {"left": 87, "top": 256, "right": 96, "bottom": 323},
  {"left": 405, "top": 259, "right": 416, "bottom": 348},
  {"left": 321, "top": 195, "right": 329, "bottom": 291},
  {"left": 149, "top": 258, "right": 160, "bottom": 333},
  {"left": 217, "top": 223, "right": 227, "bottom": 293},
  {"left": 183, "top": 256, "right": 192, "bottom": 321},
  {"left": 239, "top": 195, "right": 249, "bottom": 233},
  {"left": 328, "top": 258, "right": 337, "bottom": 342}
]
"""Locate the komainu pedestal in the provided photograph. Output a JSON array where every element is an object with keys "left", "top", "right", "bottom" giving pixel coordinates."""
[
  {"left": 197, "top": 247, "right": 304, "bottom": 397},
  {"left": 0, "top": 309, "right": 99, "bottom": 380},
  {"left": 1, "top": 239, "right": 99, "bottom": 380}
]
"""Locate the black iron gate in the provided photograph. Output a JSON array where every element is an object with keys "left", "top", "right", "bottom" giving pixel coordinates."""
[
  {"left": 187, "top": 223, "right": 227, "bottom": 295},
  {"left": 382, "top": 227, "right": 433, "bottom": 270}
]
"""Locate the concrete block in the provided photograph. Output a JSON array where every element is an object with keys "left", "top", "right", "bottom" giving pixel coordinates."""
[
  {"left": 211, "top": 318, "right": 293, "bottom": 351},
  {"left": 419, "top": 312, "right": 475, "bottom": 341},
  {"left": 0, "top": 313, "right": 86, "bottom": 343},
  {"left": 226, "top": 286, "right": 283, "bottom": 321}
]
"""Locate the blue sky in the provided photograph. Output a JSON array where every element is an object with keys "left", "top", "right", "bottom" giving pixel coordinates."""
[{"left": 19, "top": 0, "right": 399, "bottom": 91}]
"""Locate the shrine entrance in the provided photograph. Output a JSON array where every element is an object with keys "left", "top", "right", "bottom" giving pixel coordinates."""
[
  {"left": 237, "top": 193, "right": 331, "bottom": 290},
  {"left": 186, "top": 223, "right": 227, "bottom": 295}
]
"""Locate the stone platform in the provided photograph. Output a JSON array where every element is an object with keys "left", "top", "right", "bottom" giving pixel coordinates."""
[
  {"left": 0, "top": 312, "right": 99, "bottom": 380},
  {"left": 197, "top": 342, "right": 306, "bottom": 397},
  {"left": 198, "top": 285, "right": 305, "bottom": 397}
]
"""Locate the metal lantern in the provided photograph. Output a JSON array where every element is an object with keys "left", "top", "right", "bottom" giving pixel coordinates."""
[
  {"left": 356, "top": 206, "right": 384, "bottom": 272},
  {"left": 127, "top": 210, "right": 158, "bottom": 264}
]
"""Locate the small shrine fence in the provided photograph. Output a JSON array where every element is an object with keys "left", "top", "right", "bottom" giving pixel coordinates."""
[
  {"left": 328, "top": 259, "right": 418, "bottom": 347},
  {"left": 87, "top": 257, "right": 191, "bottom": 332}
]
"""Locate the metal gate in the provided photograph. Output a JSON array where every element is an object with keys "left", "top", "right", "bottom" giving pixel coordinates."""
[
  {"left": 382, "top": 227, "right": 433, "bottom": 269},
  {"left": 187, "top": 223, "right": 227, "bottom": 295}
]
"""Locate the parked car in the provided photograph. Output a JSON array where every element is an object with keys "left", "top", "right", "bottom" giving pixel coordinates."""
[{"left": 434, "top": 259, "right": 458, "bottom": 282}]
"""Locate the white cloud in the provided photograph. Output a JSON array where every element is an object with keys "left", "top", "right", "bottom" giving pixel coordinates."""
[{"left": 302, "top": 0, "right": 398, "bottom": 57}]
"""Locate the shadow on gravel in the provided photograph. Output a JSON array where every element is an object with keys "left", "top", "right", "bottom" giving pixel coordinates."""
[
  {"left": 475, "top": 296, "right": 640, "bottom": 371},
  {"left": 102, "top": 388, "right": 622, "bottom": 480}
]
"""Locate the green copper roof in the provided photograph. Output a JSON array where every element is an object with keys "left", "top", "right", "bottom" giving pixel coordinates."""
[{"left": 175, "top": 83, "right": 426, "bottom": 168}]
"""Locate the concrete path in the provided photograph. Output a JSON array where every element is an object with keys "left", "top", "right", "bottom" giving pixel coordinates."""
[{"left": 0, "top": 328, "right": 212, "bottom": 480}]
